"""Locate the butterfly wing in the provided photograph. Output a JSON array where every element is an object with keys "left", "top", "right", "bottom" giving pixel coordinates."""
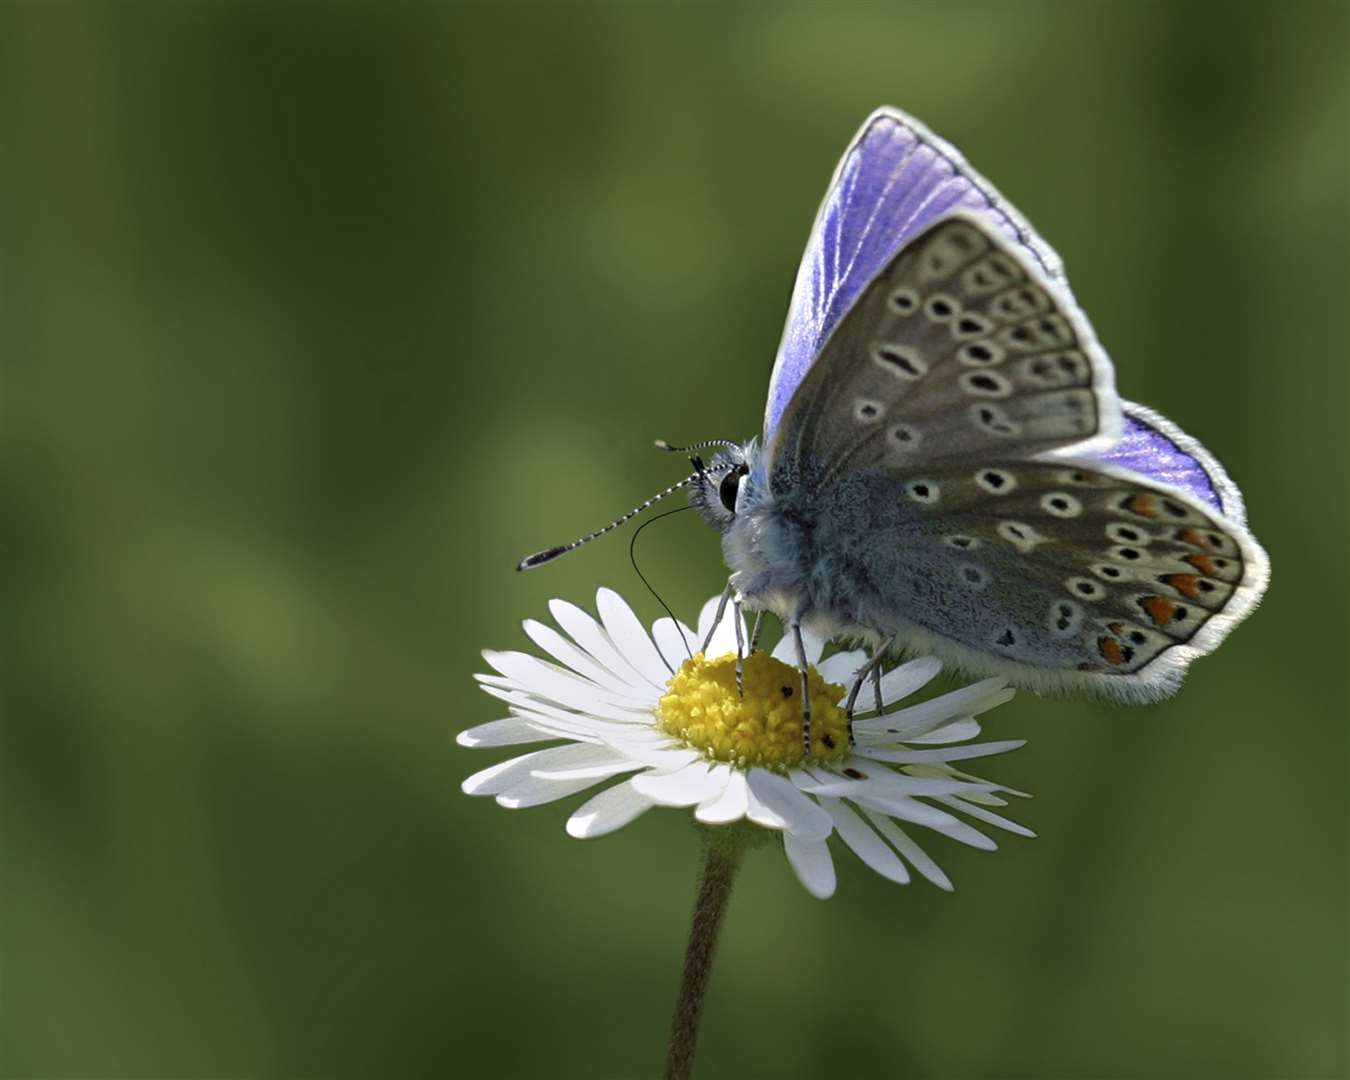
[
  {"left": 1102, "top": 403, "right": 1248, "bottom": 525},
  {"left": 827, "top": 458, "right": 1268, "bottom": 700},
  {"left": 764, "top": 107, "right": 1068, "bottom": 442},
  {"left": 757, "top": 215, "right": 1267, "bottom": 698},
  {"left": 770, "top": 213, "right": 1121, "bottom": 480}
]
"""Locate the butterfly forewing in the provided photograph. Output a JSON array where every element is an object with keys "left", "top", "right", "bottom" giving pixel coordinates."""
[
  {"left": 772, "top": 213, "right": 1119, "bottom": 480},
  {"left": 764, "top": 108, "right": 1067, "bottom": 440}
]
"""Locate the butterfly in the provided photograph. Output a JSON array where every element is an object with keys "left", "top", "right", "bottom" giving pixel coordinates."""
[{"left": 520, "top": 108, "right": 1269, "bottom": 749}]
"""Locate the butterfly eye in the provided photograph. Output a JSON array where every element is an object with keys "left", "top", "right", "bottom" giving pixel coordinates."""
[{"left": 718, "top": 465, "right": 748, "bottom": 514}]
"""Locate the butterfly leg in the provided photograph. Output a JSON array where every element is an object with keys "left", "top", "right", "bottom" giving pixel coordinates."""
[
  {"left": 791, "top": 620, "right": 812, "bottom": 755},
  {"left": 870, "top": 637, "right": 893, "bottom": 718},
  {"left": 700, "top": 581, "right": 733, "bottom": 655},
  {"left": 841, "top": 640, "right": 894, "bottom": 747},
  {"left": 748, "top": 610, "right": 765, "bottom": 653},
  {"left": 843, "top": 668, "right": 870, "bottom": 720},
  {"left": 733, "top": 594, "right": 746, "bottom": 698}
]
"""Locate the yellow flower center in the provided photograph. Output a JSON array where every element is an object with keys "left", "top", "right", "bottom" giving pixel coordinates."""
[{"left": 657, "top": 651, "right": 849, "bottom": 769}]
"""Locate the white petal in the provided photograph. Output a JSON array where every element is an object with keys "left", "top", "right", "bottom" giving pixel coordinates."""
[
  {"left": 481, "top": 650, "right": 641, "bottom": 716},
  {"left": 600, "top": 738, "right": 701, "bottom": 773},
  {"left": 530, "top": 743, "right": 642, "bottom": 781},
  {"left": 566, "top": 779, "right": 655, "bottom": 838},
  {"left": 783, "top": 833, "right": 836, "bottom": 899},
  {"left": 855, "top": 678, "right": 1012, "bottom": 735},
  {"left": 936, "top": 795, "right": 1036, "bottom": 837},
  {"left": 957, "top": 791, "right": 1010, "bottom": 807},
  {"left": 863, "top": 809, "right": 953, "bottom": 891},
  {"left": 536, "top": 757, "right": 643, "bottom": 783},
  {"left": 908, "top": 762, "right": 1033, "bottom": 800},
  {"left": 549, "top": 598, "right": 653, "bottom": 692},
  {"left": 504, "top": 690, "right": 651, "bottom": 732},
  {"left": 876, "top": 656, "right": 943, "bottom": 707},
  {"left": 855, "top": 793, "right": 996, "bottom": 850},
  {"left": 456, "top": 717, "right": 555, "bottom": 748},
  {"left": 597, "top": 588, "right": 672, "bottom": 690},
  {"left": 852, "top": 791, "right": 971, "bottom": 831},
  {"left": 695, "top": 770, "right": 750, "bottom": 824},
  {"left": 819, "top": 797, "right": 910, "bottom": 885},
  {"left": 476, "top": 682, "right": 535, "bottom": 708},
  {"left": 745, "top": 782, "right": 790, "bottom": 831},
  {"left": 797, "top": 760, "right": 993, "bottom": 800},
  {"left": 496, "top": 772, "right": 609, "bottom": 809},
  {"left": 696, "top": 594, "right": 744, "bottom": 659},
  {"left": 747, "top": 770, "right": 833, "bottom": 842},
  {"left": 816, "top": 650, "right": 867, "bottom": 685},
  {"left": 855, "top": 739, "right": 1025, "bottom": 765},
  {"left": 856, "top": 714, "right": 982, "bottom": 747},
  {"left": 507, "top": 707, "right": 631, "bottom": 743},
  {"left": 652, "top": 617, "right": 698, "bottom": 673},
  {"left": 484, "top": 682, "right": 651, "bottom": 735},
  {"left": 630, "top": 760, "right": 730, "bottom": 807},
  {"left": 523, "top": 619, "right": 636, "bottom": 695},
  {"left": 905, "top": 717, "right": 983, "bottom": 745},
  {"left": 462, "top": 746, "right": 571, "bottom": 795}
]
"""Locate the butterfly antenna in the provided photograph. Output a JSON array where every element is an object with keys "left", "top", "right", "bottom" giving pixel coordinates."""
[
  {"left": 654, "top": 438, "right": 742, "bottom": 455},
  {"left": 516, "top": 470, "right": 702, "bottom": 571}
]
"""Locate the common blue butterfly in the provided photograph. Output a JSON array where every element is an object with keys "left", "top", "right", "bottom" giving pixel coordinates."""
[{"left": 521, "top": 108, "right": 1269, "bottom": 749}]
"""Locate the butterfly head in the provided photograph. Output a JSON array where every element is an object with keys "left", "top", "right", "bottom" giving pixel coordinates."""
[{"left": 688, "top": 440, "right": 759, "bottom": 532}]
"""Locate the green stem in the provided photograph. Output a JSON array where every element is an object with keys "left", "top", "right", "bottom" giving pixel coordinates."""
[{"left": 664, "top": 824, "right": 748, "bottom": 1080}]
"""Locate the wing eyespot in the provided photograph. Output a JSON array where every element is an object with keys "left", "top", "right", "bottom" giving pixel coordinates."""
[
  {"left": 853, "top": 398, "right": 885, "bottom": 423},
  {"left": 871, "top": 343, "right": 928, "bottom": 380},
  {"left": 924, "top": 294, "right": 958, "bottom": 322},
  {"left": 905, "top": 480, "right": 940, "bottom": 506},
  {"left": 960, "top": 370, "right": 1013, "bottom": 399},
  {"left": 975, "top": 468, "right": 1016, "bottom": 494},
  {"left": 888, "top": 287, "right": 920, "bottom": 315},
  {"left": 958, "top": 341, "right": 1006, "bottom": 366},
  {"left": 1040, "top": 492, "right": 1082, "bottom": 518}
]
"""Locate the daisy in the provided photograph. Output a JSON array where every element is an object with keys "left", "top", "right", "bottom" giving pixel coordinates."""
[{"left": 461, "top": 587, "right": 1031, "bottom": 899}]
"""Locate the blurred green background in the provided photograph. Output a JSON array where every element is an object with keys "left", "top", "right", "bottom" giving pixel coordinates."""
[{"left": 2, "top": 2, "right": 1346, "bottom": 1077}]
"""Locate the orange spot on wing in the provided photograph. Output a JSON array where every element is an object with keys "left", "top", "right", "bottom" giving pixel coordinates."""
[
  {"left": 1141, "top": 596, "right": 1177, "bottom": 626},
  {"left": 1166, "top": 574, "right": 1202, "bottom": 600},
  {"left": 1179, "top": 527, "right": 1209, "bottom": 548},
  {"left": 1185, "top": 553, "right": 1217, "bottom": 575},
  {"left": 1098, "top": 637, "right": 1125, "bottom": 665},
  {"left": 1127, "top": 494, "right": 1159, "bottom": 517}
]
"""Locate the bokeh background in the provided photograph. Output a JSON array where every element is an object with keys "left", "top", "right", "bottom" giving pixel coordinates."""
[{"left": 2, "top": 2, "right": 1346, "bottom": 1077}]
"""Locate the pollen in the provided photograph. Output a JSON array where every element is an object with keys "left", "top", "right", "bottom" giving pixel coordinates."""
[{"left": 657, "top": 651, "right": 850, "bottom": 769}]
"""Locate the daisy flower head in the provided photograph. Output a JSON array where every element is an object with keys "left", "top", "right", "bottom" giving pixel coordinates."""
[{"left": 462, "top": 588, "right": 1032, "bottom": 898}]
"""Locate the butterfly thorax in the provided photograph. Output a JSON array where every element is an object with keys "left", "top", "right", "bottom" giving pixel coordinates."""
[{"left": 719, "top": 453, "right": 920, "bottom": 645}]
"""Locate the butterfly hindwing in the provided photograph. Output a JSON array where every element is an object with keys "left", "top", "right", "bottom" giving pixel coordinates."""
[
  {"left": 1103, "top": 402, "right": 1246, "bottom": 524},
  {"left": 856, "top": 459, "right": 1266, "bottom": 697},
  {"left": 771, "top": 212, "right": 1120, "bottom": 479}
]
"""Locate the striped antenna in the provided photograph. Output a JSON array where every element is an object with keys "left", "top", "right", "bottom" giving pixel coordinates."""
[
  {"left": 516, "top": 471, "right": 703, "bottom": 571},
  {"left": 654, "top": 438, "right": 742, "bottom": 455}
]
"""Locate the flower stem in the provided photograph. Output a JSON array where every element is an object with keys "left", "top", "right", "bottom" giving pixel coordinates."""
[{"left": 664, "top": 824, "right": 749, "bottom": 1080}]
